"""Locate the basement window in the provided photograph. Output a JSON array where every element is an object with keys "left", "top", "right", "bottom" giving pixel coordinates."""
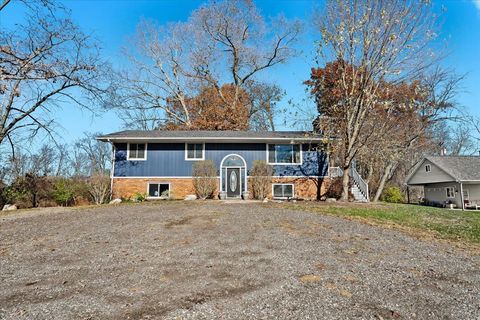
[
  {"left": 272, "top": 183, "right": 294, "bottom": 199},
  {"left": 148, "top": 183, "right": 170, "bottom": 198}
]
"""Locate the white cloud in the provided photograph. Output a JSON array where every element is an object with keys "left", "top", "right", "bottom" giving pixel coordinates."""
[{"left": 474, "top": 0, "right": 480, "bottom": 11}]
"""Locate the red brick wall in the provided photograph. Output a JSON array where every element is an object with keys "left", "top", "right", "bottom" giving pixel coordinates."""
[
  {"left": 112, "top": 178, "right": 201, "bottom": 200},
  {"left": 112, "top": 176, "right": 330, "bottom": 200},
  {"left": 247, "top": 177, "right": 330, "bottom": 200}
]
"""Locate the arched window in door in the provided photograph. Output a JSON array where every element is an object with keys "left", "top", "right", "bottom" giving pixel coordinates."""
[{"left": 220, "top": 154, "right": 247, "bottom": 194}]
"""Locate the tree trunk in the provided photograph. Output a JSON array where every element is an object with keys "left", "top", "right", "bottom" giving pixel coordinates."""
[
  {"left": 365, "top": 162, "right": 374, "bottom": 184},
  {"left": 340, "top": 166, "right": 350, "bottom": 201},
  {"left": 373, "top": 162, "right": 395, "bottom": 202}
]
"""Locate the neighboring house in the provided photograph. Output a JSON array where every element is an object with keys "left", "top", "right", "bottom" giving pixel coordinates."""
[
  {"left": 406, "top": 156, "right": 480, "bottom": 209},
  {"left": 97, "top": 130, "right": 335, "bottom": 200}
]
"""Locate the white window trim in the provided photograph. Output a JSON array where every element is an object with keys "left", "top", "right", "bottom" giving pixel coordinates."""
[
  {"left": 462, "top": 189, "right": 469, "bottom": 201},
  {"left": 272, "top": 183, "right": 295, "bottom": 199},
  {"left": 266, "top": 144, "right": 303, "bottom": 165},
  {"left": 425, "top": 164, "right": 431, "bottom": 172},
  {"left": 445, "top": 187, "right": 455, "bottom": 199},
  {"left": 184, "top": 143, "right": 205, "bottom": 161},
  {"left": 127, "top": 143, "right": 147, "bottom": 161},
  {"left": 147, "top": 182, "right": 171, "bottom": 199}
]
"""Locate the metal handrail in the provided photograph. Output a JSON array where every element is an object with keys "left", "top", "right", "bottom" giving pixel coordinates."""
[
  {"left": 350, "top": 165, "right": 369, "bottom": 201},
  {"left": 329, "top": 164, "right": 369, "bottom": 201}
]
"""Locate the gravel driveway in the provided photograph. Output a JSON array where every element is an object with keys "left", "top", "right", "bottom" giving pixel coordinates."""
[{"left": 0, "top": 202, "right": 479, "bottom": 319}]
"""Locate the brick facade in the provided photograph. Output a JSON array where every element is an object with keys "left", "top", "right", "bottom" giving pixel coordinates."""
[
  {"left": 268, "top": 177, "right": 331, "bottom": 200},
  {"left": 112, "top": 176, "right": 330, "bottom": 200},
  {"left": 112, "top": 178, "right": 199, "bottom": 200}
]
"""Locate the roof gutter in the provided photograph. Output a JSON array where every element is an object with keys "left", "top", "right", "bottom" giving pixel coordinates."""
[{"left": 96, "top": 136, "right": 329, "bottom": 143}]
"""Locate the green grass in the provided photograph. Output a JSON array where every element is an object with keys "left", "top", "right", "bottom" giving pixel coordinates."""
[{"left": 285, "top": 203, "right": 480, "bottom": 245}]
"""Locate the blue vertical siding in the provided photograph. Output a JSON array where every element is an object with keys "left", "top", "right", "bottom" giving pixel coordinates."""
[{"left": 113, "top": 142, "right": 328, "bottom": 177}]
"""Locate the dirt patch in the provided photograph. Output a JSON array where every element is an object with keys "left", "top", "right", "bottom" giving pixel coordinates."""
[
  {"left": 299, "top": 274, "right": 322, "bottom": 283},
  {"left": 164, "top": 215, "right": 196, "bottom": 228}
]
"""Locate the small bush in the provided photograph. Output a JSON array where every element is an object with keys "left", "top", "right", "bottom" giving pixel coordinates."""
[
  {"left": 323, "top": 177, "right": 343, "bottom": 199},
  {"left": 192, "top": 160, "right": 217, "bottom": 200},
  {"left": 2, "top": 179, "right": 31, "bottom": 208},
  {"left": 132, "top": 192, "right": 147, "bottom": 202},
  {"left": 52, "top": 178, "right": 76, "bottom": 206},
  {"left": 87, "top": 173, "right": 110, "bottom": 204},
  {"left": 382, "top": 186, "right": 405, "bottom": 203},
  {"left": 250, "top": 160, "right": 272, "bottom": 200}
]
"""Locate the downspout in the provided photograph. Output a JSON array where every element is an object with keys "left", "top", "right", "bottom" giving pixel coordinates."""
[
  {"left": 109, "top": 139, "right": 115, "bottom": 201},
  {"left": 459, "top": 181, "right": 465, "bottom": 211}
]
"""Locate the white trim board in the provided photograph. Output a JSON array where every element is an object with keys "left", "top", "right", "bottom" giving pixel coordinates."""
[
  {"left": 112, "top": 175, "right": 329, "bottom": 179},
  {"left": 99, "top": 137, "right": 327, "bottom": 143}
]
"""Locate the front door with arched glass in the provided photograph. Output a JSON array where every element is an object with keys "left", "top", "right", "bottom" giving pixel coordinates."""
[{"left": 220, "top": 154, "right": 246, "bottom": 199}]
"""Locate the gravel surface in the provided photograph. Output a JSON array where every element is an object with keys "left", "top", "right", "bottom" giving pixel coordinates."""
[{"left": 0, "top": 202, "right": 479, "bottom": 319}]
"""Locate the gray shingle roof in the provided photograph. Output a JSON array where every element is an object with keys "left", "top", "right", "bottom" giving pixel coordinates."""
[
  {"left": 426, "top": 156, "right": 480, "bottom": 181},
  {"left": 97, "top": 130, "right": 325, "bottom": 142}
]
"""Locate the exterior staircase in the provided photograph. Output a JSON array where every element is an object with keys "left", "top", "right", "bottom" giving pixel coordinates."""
[{"left": 330, "top": 162, "right": 369, "bottom": 202}]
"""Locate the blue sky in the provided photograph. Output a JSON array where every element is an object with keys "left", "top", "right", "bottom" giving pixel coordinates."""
[{"left": 2, "top": 0, "right": 480, "bottom": 145}]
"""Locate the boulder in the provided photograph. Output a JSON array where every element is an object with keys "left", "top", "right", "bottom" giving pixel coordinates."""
[
  {"left": 263, "top": 198, "right": 269, "bottom": 203},
  {"left": 2, "top": 204, "right": 17, "bottom": 211},
  {"left": 184, "top": 194, "right": 197, "bottom": 201},
  {"left": 109, "top": 198, "right": 122, "bottom": 205},
  {"left": 325, "top": 198, "right": 337, "bottom": 203}
]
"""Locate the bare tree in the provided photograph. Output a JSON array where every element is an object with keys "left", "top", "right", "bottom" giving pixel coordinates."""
[
  {"left": 0, "top": 1, "right": 110, "bottom": 150},
  {"left": 247, "top": 83, "right": 284, "bottom": 131},
  {"left": 466, "top": 114, "right": 480, "bottom": 154},
  {"left": 73, "top": 132, "right": 111, "bottom": 175},
  {"left": 313, "top": 0, "right": 442, "bottom": 200},
  {"left": 0, "top": 0, "right": 53, "bottom": 12},
  {"left": 114, "top": 0, "right": 301, "bottom": 130},
  {"left": 366, "top": 69, "right": 463, "bottom": 202}
]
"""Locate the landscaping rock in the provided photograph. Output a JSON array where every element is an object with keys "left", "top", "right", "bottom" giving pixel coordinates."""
[
  {"left": 2, "top": 204, "right": 17, "bottom": 211},
  {"left": 109, "top": 198, "right": 122, "bottom": 205},
  {"left": 184, "top": 194, "right": 197, "bottom": 201},
  {"left": 326, "top": 198, "right": 337, "bottom": 203},
  {"left": 263, "top": 198, "right": 269, "bottom": 203}
]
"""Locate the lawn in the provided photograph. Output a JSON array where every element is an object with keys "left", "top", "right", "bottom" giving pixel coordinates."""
[{"left": 280, "top": 202, "right": 480, "bottom": 245}]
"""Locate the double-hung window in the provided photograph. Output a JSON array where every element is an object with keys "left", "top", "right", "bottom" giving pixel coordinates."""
[
  {"left": 185, "top": 143, "right": 204, "bottom": 160},
  {"left": 445, "top": 187, "right": 455, "bottom": 198},
  {"left": 425, "top": 164, "right": 431, "bottom": 172},
  {"left": 127, "top": 143, "right": 147, "bottom": 160},
  {"left": 272, "top": 184, "right": 294, "bottom": 199},
  {"left": 267, "top": 144, "right": 301, "bottom": 164}
]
